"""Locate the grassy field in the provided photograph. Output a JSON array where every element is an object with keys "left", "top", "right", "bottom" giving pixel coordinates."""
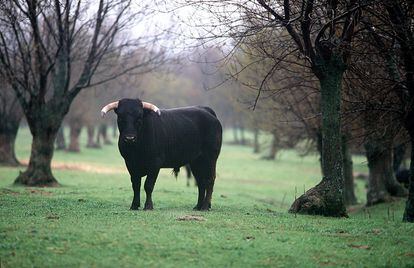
[{"left": 0, "top": 128, "right": 413, "bottom": 267}]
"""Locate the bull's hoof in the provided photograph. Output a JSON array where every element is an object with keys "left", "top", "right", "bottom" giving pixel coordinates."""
[
  {"left": 200, "top": 205, "right": 210, "bottom": 211},
  {"left": 144, "top": 202, "right": 153, "bottom": 210},
  {"left": 130, "top": 201, "right": 140, "bottom": 210},
  {"left": 193, "top": 204, "right": 202, "bottom": 210}
]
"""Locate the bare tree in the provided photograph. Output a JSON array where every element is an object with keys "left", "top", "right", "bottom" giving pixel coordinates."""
[
  {"left": 366, "top": 0, "right": 414, "bottom": 222},
  {"left": 179, "top": 0, "right": 369, "bottom": 216},
  {"left": 0, "top": 0, "right": 165, "bottom": 186}
]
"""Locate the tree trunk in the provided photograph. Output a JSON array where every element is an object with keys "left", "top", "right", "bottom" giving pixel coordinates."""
[
  {"left": 342, "top": 135, "right": 357, "bottom": 206},
  {"left": 264, "top": 130, "right": 278, "bottom": 160},
  {"left": 97, "top": 124, "right": 111, "bottom": 145},
  {"left": 240, "top": 124, "right": 246, "bottom": 145},
  {"left": 315, "top": 130, "right": 324, "bottom": 176},
  {"left": 86, "top": 125, "right": 100, "bottom": 148},
  {"left": 290, "top": 58, "right": 347, "bottom": 217},
  {"left": 384, "top": 145, "right": 408, "bottom": 197},
  {"left": 0, "top": 107, "right": 22, "bottom": 166},
  {"left": 0, "top": 127, "right": 20, "bottom": 166},
  {"left": 253, "top": 128, "right": 260, "bottom": 153},
  {"left": 365, "top": 139, "right": 407, "bottom": 206},
  {"left": 112, "top": 120, "right": 117, "bottom": 138},
  {"left": 14, "top": 127, "right": 59, "bottom": 186},
  {"left": 232, "top": 126, "right": 239, "bottom": 144},
  {"left": 55, "top": 126, "right": 66, "bottom": 150},
  {"left": 393, "top": 143, "right": 406, "bottom": 172},
  {"left": 67, "top": 122, "right": 82, "bottom": 152},
  {"left": 403, "top": 114, "right": 414, "bottom": 222}
]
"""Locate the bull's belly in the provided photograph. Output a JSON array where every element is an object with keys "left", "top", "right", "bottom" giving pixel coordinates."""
[{"left": 161, "top": 149, "right": 202, "bottom": 168}]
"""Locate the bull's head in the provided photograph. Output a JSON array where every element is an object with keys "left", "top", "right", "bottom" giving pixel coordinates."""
[{"left": 101, "top": 98, "right": 160, "bottom": 144}]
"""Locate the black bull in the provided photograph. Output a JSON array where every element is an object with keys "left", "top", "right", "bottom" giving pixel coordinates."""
[{"left": 101, "top": 98, "right": 222, "bottom": 211}]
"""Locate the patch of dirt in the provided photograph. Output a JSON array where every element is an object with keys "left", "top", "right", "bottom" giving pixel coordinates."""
[
  {"left": 256, "top": 198, "right": 281, "bottom": 206},
  {"left": 46, "top": 247, "right": 65, "bottom": 254},
  {"left": 176, "top": 215, "right": 206, "bottom": 221},
  {"left": 27, "top": 189, "right": 52, "bottom": 196},
  {"left": 20, "top": 160, "right": 125, "bottom": 174},
  {"left": 319, "top": 261, "right": 338, "bottom": 266},
  {"left": 0, "top": 188, "right": 20, "bottom": 195},
  {"left": 325, "top": 231, "right": 353, "bottom": 238},
  {"left": 348, "top": 244, "right": 371, "bottom": 250},
  {"left": 354, "top": 172, "right": 368, "bottom": 180},
  {"left": 370, "top": 229, "right": 381, "bottom": 235},
  {"left": 45, "top": 214, "right": 59, "bottom": 220},
  {"left": 346, "top": 205, "right": 365, "bottom": 214}
]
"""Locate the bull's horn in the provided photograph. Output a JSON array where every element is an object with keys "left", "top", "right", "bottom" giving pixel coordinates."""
[
  {"left": 142, "top": 101, "right": 161, "bottom": 115},
  {"left": 101, "top": 101, "right": 119, "bottom": 117}
]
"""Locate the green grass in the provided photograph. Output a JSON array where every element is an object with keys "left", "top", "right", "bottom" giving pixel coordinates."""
[{"left": 0, "top": 128, "right": 413, "bottom": 267}]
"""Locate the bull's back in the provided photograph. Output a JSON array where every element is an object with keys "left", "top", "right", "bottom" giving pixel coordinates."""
[{"left": 144, "top": 106, "right": 221, "bottom": 167}]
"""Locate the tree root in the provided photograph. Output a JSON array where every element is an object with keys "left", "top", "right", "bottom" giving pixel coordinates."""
[
  {"left": 14, "top": 170, "right": 59, "bottom": 187},
  {"left": 289, "top": 178, "right": 347, "bottom": 217}
]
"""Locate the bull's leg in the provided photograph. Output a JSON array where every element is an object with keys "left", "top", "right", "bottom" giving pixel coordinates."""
[
  {"left": 190, "top": 160, "right": 206, "bottom": 210},
  {"left": 130, "top": 176, "right": 142, "bottom": 210},
  {"left": 200, "top": 160, "right": 216, "bottom": 211},
  {"left": 194, "top": 182, "right": 206, "bottom": 210},
  {"left": 201, "top": 179, "right": 215, "bottom": 210},
  {"left": 144, "top": 169, "right": 160, "bottom": 210}
]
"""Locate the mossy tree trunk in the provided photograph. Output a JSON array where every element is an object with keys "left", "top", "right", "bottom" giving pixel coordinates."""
[
  {"left": 290, "top": 55, "right": 347, "bottom": 217},
  {"left": 14, "top": 103, "right": 66, "bottom": 186},
  {"left": 342, "top": 135, "right": 357, "bottom": 206}
]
